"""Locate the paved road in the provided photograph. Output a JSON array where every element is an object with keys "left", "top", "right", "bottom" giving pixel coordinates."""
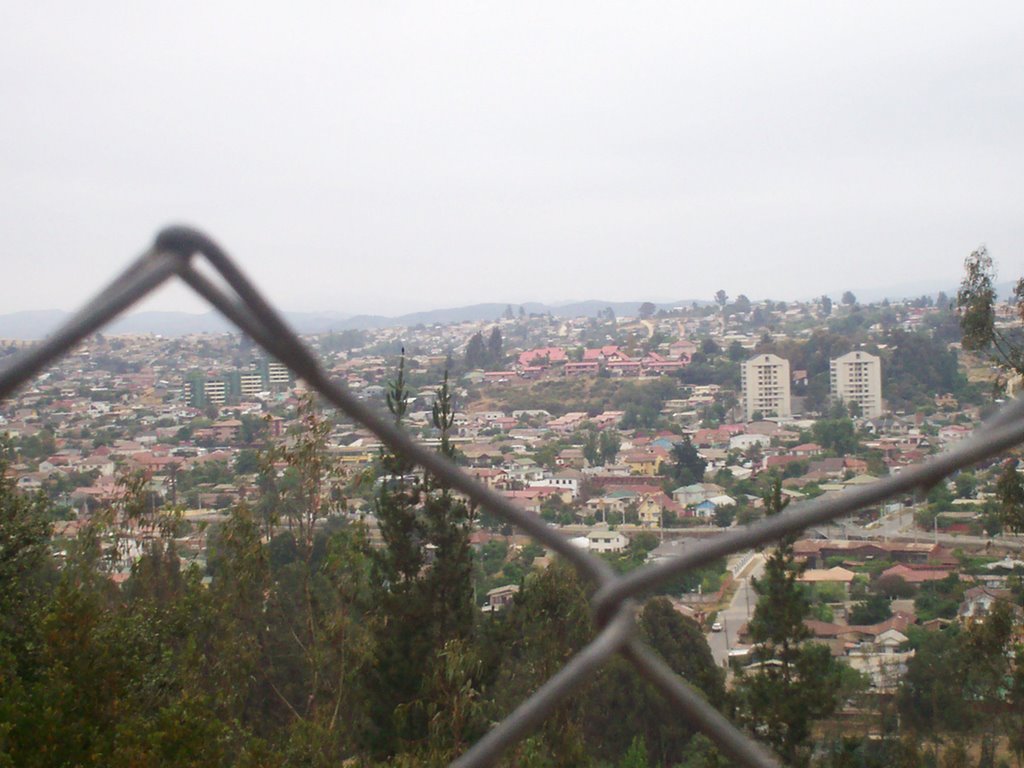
[
  {"left": 706, "top": 553, "right": 764, "bottom": 668},
  {"left": 813, "top": 507, "right": 1024, "bottom": 551}
]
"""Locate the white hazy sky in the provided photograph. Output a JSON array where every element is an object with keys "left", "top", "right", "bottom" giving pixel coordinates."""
[{"left": 2, "top": 2, "right": 1023, "bottom": 317}]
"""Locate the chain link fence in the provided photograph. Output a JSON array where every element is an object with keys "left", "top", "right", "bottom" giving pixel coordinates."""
[{"left": 2, "top": 226, "right": 1022, "bottom": 767}]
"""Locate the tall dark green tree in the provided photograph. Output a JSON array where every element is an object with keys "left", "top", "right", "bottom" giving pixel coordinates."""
[
  {"left": 486, "top": 326, "right": 504, "bottom": 368},
  {"left": 996, "top": 459, "right": 1024, "bottom": 534},
  {"left": 366, "top": 358, "right": 479, "bottom": 760},
  {"left": 464, "top": 331, "right": 487, "bottom": 369},
  {"left": 582, "top": 429, "right": 601, "bottom": 467},
  {"left": 734, "top": 478, "right": 840, "bottom": 766},
  {"left": 583, "top": 597, "right": 725, "bottom": 765},
  {"left": 488, "top": 562, "right": 594, "bottom": 767},
  {"left": 599, "top": 429, "right": 621, "bottom": 465},
  {"left": 665, "top": 437, "right": 707, "bottom": 487}
]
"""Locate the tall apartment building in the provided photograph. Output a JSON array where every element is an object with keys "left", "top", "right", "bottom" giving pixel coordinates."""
[
  {"left": 830, "top": 350, "right": 883, "bottom": 418},
  {"left": 740, "top": 354, "right": 791, "bottom": 421},
  {"left": 267, "top": 361, "right": 291, "bottom": 387},
  {"left": 184, "top": 360, "right": 294, "bottom": 407}
]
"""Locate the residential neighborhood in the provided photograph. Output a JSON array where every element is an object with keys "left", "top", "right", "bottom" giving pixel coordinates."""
[{"left": 2, "top": 289, "right": 1023, "bottom": 766}]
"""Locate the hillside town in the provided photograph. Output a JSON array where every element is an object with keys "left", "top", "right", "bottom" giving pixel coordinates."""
[{"left": 3, "top": 290, "right": 1023, "bottom": 766}]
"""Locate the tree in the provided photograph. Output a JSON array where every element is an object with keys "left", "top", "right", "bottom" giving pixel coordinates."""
[
  {"left": 0, "top": 450, "right": 54, "bottom": 678},
  {"left": 733, "top": 294, "right": 752, "bottom": 314},
  {"left": 715, "top": 289, "right": 728, "bottom": 309},
  {"left": 486, "top": 326, "right": 503, "bottom": 368},
  {"left": 957, "top": 245, "right": 1024, "bottom": 375},
  {"left": 995, "top": 459, "right": 1024, "bottom": 534},
  {"left": 464, "top": 331, "right": 487, "bottom": 369},
  {"left": 665, "top": 437, "right": 707, "bottom": 487},
  {"left": 582, "top": 429, "right": 601, "bottom": 467},
  {"left": 812, "top": 418, "right": 859, "bottom": 455},
  {"left": 713, "top": 504, "right": 735, "bottom": 528},
  {"left": 820, "top": 295, "right": 833, "bottom": 317},
  {"left": 841, "top": 291, "right": 856, "bottom": 306},
  {"left": 577, "top": 596, "right": 724, "bottom": 766},
  {"left": 599, "top": 429, "right": 621, "bottom": 465},
  {"left": 234, "top": 448, "right": 261, "bottom": 475},
  {"left": 700, "top": 337, "right": 720, "bottom": 357},
  {"left": 734, "top": 478, "right": 840, "bottom": 765},
  {"left": 638, "top": 301, "right": 657, "bottom": 319},
  {"left": 490, "top": 562, "right": 594, "bottom": 766},
  {"left": 848, "top": 593, "right": 892, "bottom": 625},
  {"left": 366, "top": 360, "right": 478, "bottom": 759}
]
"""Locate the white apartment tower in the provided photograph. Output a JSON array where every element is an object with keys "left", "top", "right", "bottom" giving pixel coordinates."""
[
  {"left": 740, "top": 354, "right": 791, "bottom": 421},
  {"left": 830, "top": 350, "right": 883, "bottom": 418}
]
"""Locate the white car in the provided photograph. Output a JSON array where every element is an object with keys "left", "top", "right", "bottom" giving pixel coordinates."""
[{"left": 711, "top": 621, "right": 723, "bottom": 632}]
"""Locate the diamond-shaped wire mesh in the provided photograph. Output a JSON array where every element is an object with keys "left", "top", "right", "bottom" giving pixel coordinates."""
[{"left": 3, "top": 226, "right": 1023, "bottom": 768}]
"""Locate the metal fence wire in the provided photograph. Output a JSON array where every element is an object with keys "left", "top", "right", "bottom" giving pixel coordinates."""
[{"left": 3, "top": 226, "right": 1024, "bottom": 767}]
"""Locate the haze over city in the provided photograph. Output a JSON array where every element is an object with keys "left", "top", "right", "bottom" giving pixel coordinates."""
[{"left": 3, "top": 3, "right": 1024, "bottom": 318}]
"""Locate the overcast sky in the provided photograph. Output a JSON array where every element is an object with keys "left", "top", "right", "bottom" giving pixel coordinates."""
[{"left": 2, "top": 3, "right": 1023, "bottom": 317}]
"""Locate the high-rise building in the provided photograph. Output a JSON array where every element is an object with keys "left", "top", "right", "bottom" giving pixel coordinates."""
[
  {"left": 740, "top": 354, "right": 791, "bottom": 421},
  {"left": 830, "top": 350, "right": 883, "bottom": 418},
  {"left": 238, "top": 372, "right": 264, "bottom": 398},
  {"left": 183, "top": 359, "right": 293, "bottom": 408},
  {"left": 266, "top": 361, "right": 291, "bottom": 387}
]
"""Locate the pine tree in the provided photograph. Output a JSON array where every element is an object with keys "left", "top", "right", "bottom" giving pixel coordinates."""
[
  {"left": 734, "top": 478, "right": 840, "bottom": 765},
  {"left": 464, "top": 332, "right": 487, "bottom": 370},
  {"left": 366, "top": 357, "right": 479, "bottom": 760},
  {"left": 486, "top": 326, "right": 503, "bottom": 368}
]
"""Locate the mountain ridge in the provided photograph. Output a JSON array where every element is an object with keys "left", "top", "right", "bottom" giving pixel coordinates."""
[{"left": 0, "top": 281, "right": 1013, "bottom": 339}]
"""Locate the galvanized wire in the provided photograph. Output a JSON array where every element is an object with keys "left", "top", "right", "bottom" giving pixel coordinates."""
[{"left": 1, "top": 225, "right": 1020, "bottom": 768}]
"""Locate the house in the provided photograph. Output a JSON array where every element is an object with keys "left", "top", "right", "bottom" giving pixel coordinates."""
[
  {"left": 518, "top": 347, "right": 567, "bottom": 368},
  {"left": 879, "top": 563, "right": 951, "bottom": 585},
  {"left": 669, "top": 340, "right": 698, "bottom": 360},
  {"left": 586, "top": 526, "right": 630, "bottom": 553},
  {"left": 532, "top": 468, "right": 583, "bottom": 499},
  {"left": 730, "top": 433, "right": 770, "bottom": 452},
  {"left": 958, "top": 586, "right": 1016, "bottom": 622},
  {"left": 467, "top": 467, "right": 509, "bottom": 489},
  {"left": 635, "top": 496, "right": 662, "bottom": 528},
  {"left": 547, "top": 412, "right": 588, "bottom": 434},
  {"left": 583, "top": 345, "right": 627, "bottom": 363},
  {"left": 845, "top": 635, "right": 914, "bottom": 692},
  {"left": 796, "top": 566, "right": 857, "bottom": 596},
  {"left": 586, "top": 490, "right": 638, "bottom": 521},
  {"left": 791, "top": 443, "right": 823, "bottom": 457},
  {"left": 502, "top": 487, "right": 561, "bottom": 515},
  {"left": 621, "top": 448, "right": 667, "bottom": 476},
  {"left": 564, "top": 361, "right": 600, "bottom": 377},
  {"left": 694, "top": 495, "right": 735, "bottom": 519},
  {"left": 556, "top": 447, "right": 587, "bottom": 469},
  {"left": 793, "top": 539, "right": 947, "bottom": 568},
  {"left": 672, "top": 482, "right": 723, "bottom": 507},
  {"left": 938, "top": 424, "right": 972, "bottom": 444},
  {"left": 485, "top": 584, "right": 519, "bottom": 612}
]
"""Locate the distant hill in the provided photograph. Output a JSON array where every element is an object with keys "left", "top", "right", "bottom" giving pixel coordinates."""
[
  {"left": 0, "top": 300, "right": 698, "bottom": 339},
  {"left": 0, "top": 310, "right": 69, "bottom": 340},
  {"left": 1, "top": 281, "right": 1016, "bottom": 339}
]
